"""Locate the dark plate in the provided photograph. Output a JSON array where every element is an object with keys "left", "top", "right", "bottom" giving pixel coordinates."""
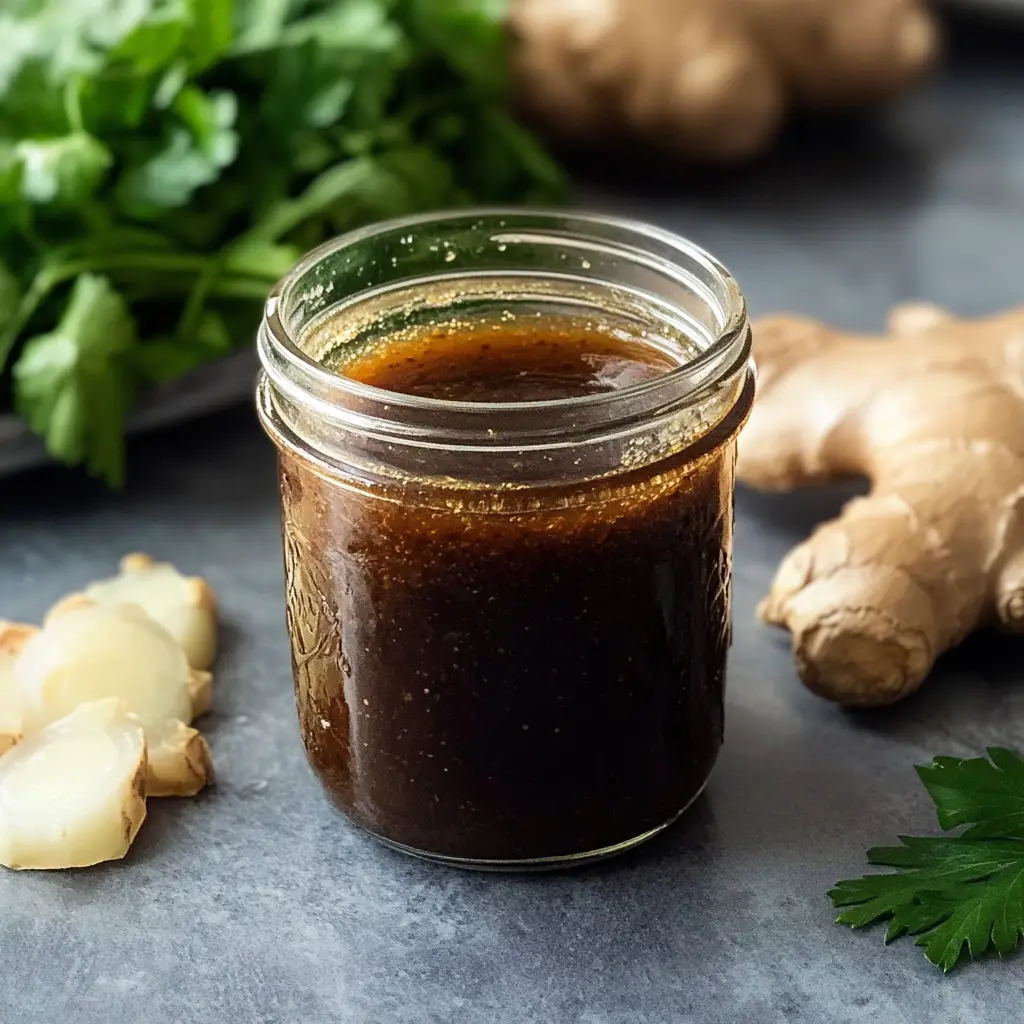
[{"left": 0, "top": 349, "right": 259, "bottom": 477}]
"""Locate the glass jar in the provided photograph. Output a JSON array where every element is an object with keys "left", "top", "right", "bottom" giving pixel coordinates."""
[{"left": 257, "top": 211, "right": 753, "bottom": 869}]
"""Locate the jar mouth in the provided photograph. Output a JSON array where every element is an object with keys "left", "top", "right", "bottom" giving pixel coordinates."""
[{"left": 259, "top": 209, "right": 751, "bottom": 425}]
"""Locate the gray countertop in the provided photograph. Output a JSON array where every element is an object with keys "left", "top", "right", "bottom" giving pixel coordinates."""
[{"left": 3, "top": 26, "right": 1024, "bottom": 1024}]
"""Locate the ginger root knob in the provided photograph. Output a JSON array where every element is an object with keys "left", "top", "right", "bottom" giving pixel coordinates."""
[
  {"left": 510, "top": 0, "right": 938, "bottom": 163},
  {"left": 740, "top": 305, "right": 1024, "bottom": 706}
]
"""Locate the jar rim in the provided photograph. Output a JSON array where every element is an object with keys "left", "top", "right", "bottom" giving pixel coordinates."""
[{"left": 258, "top": 208, "right": 751, "bottom": 423}]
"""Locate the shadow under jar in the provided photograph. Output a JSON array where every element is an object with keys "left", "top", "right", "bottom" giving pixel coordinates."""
[{"left": 257, "top": 211, "right": 754, "bottom": 869}]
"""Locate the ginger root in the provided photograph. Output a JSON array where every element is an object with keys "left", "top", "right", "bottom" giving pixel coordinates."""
[
  {"left": 737, "top": 0, "right": 938, "bottom": 108},
  {"left": 510, "top": 0, "right": 784, "bottom": 161},
  {"left": 16, "top": 602, "right": 212, "bottom": 795},
  {"left": 54, "top": 553, "right": 218, "bottom": 671},
  {"left": 510, "top": 0, "right": 938, "bottom": 161},
  {"left": 146, "top": 718, "right": 212, "bottom": 799},
  {"left": 0, "top": 699, "right": 147, "bottom": 870},
  {"left": 738, "top": 303, "right": 1024, "bottom": 706},
  {"left": 0, "top": 623, "right": 37, "bottom": 754}
]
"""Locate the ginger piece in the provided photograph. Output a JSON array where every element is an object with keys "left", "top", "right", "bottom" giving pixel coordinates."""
[
  {"left": 186, "top": 669, "right": 212, "bottom": 720},
  {"left": 0, "top": 699, "right": 147, "bottom": 870},
  {"left": 510, "top": 0, "right": 938, "bottom": 162},
  {"left": 0, "top": 623, "right": 38, "bottom": 754},
  {"left": 52, "top": 553, "right": 218, "bottom": 671},
  {"left": 510, "top": 0, "right": 784, "bottom": 161},
  {"left": 737, "top": 0, "right": 939, "bottom": 108},
  {"left": 15, "top": 602, "right": 212, "bottom": 795},
  {"left": 147, "top": 719, "right": 213, "bottom": 798},
  {"left": 738, "top": 304, "right": 1024, "bottom": 706}
]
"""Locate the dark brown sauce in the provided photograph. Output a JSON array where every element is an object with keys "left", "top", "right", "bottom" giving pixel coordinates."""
[
  {"left": 342, "top": 325, "right": 680, "bottom": 402},
  {"left": 280, "top": 324, "right": 739, "bottom": 861}
]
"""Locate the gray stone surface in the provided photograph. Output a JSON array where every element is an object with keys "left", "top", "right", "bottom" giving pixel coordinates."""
[{"left": 3, "top": 31, "right": 1024, "bottom": 1024}]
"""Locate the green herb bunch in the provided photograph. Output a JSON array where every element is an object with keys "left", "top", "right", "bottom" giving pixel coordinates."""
[
  {"left": 831, "top": 747, "right": 1024, "bottom": 971},
  {"left": 0, "top": 0, "right": 565, "bottom": 485}
]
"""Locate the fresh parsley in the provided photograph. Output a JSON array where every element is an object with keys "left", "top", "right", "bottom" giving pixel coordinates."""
[
  {"left": 0, "top": 0, "right": 566, "bottom": 485},
  {"left": 830, "top": 747, "right": 1024, "bottom": 972}
]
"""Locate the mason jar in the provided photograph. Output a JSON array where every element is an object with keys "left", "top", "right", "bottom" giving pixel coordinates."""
[{"left": 257, "top": 211, "right": 754, "bottom": 869}]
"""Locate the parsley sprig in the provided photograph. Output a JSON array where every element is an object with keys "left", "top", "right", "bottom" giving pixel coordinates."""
[
  {"left": 0, "top": 0, "right": 566, "bottom": 485},
  {"left": 830, "top": 747, "right": 1024, "bottom": 972}
]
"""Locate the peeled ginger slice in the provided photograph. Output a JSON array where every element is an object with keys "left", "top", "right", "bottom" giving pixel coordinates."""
[
  {"left": 0, "top": 699, "right": 147, "bottom": 870},
  {"left": 17, "top": 603, "right": 193, "bottom": 734},
  {"left": 0, "top": 696, "right": 20, "bottom": 755},
  {"left": 15, "top": 603, "right": 210, "bottom": 795},
  {"left": 62, "top": 553, "right": 218, "bottom": 671},
  {"left": 0, "top": 623, "right": 38, "bottom": 754},
  {"left": 186, "top": 669, "right": 212, "bottom": 720}
]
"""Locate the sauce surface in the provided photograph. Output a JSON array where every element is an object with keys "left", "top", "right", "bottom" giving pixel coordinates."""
[
  {"left": 341, "top": 324, "right": 680, "bottom": 402},
  {"left": 280, "top": 322, "right": 739, "bottom": 862}
]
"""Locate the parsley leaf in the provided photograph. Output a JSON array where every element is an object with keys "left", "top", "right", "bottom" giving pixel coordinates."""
[
  {"left": 16, "top": 132, "right": 112, "bottom": 205},
  {"left": 0, "top": 0, "right": 566, "bottom": 485},
  {"left": 117, "top": 88, "right": 239, "bottom": 213},
  {"left": 12, "top": 273, "right": 136, "bottom": 488},
  {"left": 917, "top": 746, "right": 1024, "bottom": 839},
  {"left": 830, "top": 748, "right": 1024, "bottom": 971}
]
